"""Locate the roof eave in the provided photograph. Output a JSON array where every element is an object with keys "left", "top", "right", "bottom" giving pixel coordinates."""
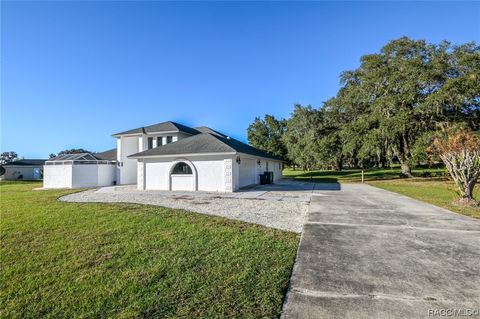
[
  {"left": 112, "top": 129, "right": 195, "bottom": 138},
  {"left": 111, "top": 132, "right": 142, "bottom": 138},
  {"left": 128, "top": 151, "right": 237, "bottom": 159},
  {"left": 236, "top": 152, "right": 284, "bottom": 162}
]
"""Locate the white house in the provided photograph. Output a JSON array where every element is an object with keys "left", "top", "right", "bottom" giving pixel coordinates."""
[
  {"left": 44, "top": 121, "right": 283, "bottom": 191},
  {"left": 1, "top": 159, "right": 46, "bottom": 180}
]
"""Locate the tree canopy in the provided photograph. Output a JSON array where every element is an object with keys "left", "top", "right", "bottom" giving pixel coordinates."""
[
  {"left": 248, "top": 37, "right": 479, "bottom": 174},
  {"left": 247, "top": 115, "right": 288, "bottom": 160},
  {"left": 0, "top": 152, "right": 18, "bottom": 165},
  {"left": 50, "top": 149, "right": 92, "bottom": 159}
]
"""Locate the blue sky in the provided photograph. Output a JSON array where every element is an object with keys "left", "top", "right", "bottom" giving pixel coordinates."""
[{"left": 2, "top": 1, "right": 479, "bottom": 158}]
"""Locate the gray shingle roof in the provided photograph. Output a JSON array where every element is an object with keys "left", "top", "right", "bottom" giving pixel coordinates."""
[
  {"left": 112, "top": 121, "right": 200, "bottom": 136},
  {"left": 94, "top": 148, "right": 117, "bottom": 161},
  {"left": 128, "top": 133, "right": 282, "bottom": 160},
  {"left": 193, "top": 126, "right": 228, "bottom": 138},
  {"left": 3, "top": 159, "right": 46, "bottom": 166},
  {"left": 214, "top": 134, "right": 283, "bottom": 160}
]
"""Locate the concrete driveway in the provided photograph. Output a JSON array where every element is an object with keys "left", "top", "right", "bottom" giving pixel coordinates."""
[{"left": 282, "top": 183, "right": 480, "bottom": 319}]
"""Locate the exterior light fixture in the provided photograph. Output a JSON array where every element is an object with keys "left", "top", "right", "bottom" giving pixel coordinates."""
[{"left": 236, "top": 156, "right": 241, "bottom": 164}]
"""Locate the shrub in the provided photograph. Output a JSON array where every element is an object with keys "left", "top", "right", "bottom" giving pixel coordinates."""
[{"left": 434, "top": 129, "right": 480, "bottom": 206}]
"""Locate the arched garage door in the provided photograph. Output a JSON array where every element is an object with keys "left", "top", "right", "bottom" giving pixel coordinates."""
[{"left": 170, "top": 162, "right": 195, "bottom": 191}]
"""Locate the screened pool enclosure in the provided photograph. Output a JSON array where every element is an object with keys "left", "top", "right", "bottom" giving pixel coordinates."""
[
  {"left": 43, "top": 153, "right": 116, "bottom": 188},
  {"left": 45, "top": 153, "right": 115, "bottom": 165}
]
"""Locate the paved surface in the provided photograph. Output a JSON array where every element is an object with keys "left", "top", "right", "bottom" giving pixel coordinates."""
[
  {"left": 60, "top": 180, "right": 328, "bottom": 233},
  {"left": 282, "top": 183, "right": 480, "bottom": 319}
]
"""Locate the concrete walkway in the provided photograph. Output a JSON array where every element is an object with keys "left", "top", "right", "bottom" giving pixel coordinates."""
[{"left": 282, "top": 184, "right": 480, "bottom": 319}]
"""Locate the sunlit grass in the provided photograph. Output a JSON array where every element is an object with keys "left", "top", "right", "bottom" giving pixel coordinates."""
[
  {"left": 283, "top": 166, "right": 447, "bottom": 183},
  {"left": 368, "top": 179, "right": 480, "bottom": 219},
  {"left": 0, "top": 181, "right": 299, "bottom": 318}
]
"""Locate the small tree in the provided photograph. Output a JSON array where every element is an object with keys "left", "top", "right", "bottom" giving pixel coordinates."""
[
  {"left": 50, "top": 148, "right": 92, "bottom": 158},
  {"left": 0, "top": 151, "right": 18, "bottom": 165},
  {"left": 434, "top": 129, "right": 480, "bottom": 205},
  {"left": 247, "top": 115, "right": 288, "bottom": 160}
]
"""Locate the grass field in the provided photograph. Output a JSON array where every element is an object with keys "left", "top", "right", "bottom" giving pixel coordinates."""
[
  {"left": 284, "top": 167, "right": 480, "bottom": 219},
  {"left": 283, "top": 166, "right": 447, "bottom": 183},
  {"left": 0, "top": 181, "right": 299, "bottom": 319},
  {"left": 369, "top": 179, "right": 480, "bottom": 219}
]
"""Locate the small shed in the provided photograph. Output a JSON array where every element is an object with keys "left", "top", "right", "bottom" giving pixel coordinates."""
[
  {"left": 0, "top": 159, "right": 46, "bottom": 180},
  {"left": 43, "top": 153, "right": 116, "bottom": 188}
]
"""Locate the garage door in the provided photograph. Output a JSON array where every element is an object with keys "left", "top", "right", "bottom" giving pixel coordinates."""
[
  {"left": 170, "top": 162, "right": 195, "bottom": 191},
  {"left": 239, "top": 158, "right": 256, "bottom": 188},
  {"left": 171, "top": 175, "right": 194, "bottom": 191}
]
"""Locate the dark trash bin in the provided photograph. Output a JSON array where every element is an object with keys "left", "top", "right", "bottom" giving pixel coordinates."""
[
  {"left": 264, "top": 171, "right": 274, "bottom": 184},
  {"left": 259, "top": 174, "right": 267, "bottom": 185}
]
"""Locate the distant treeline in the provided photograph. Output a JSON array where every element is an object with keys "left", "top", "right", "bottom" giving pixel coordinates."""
[{"left": 247, "top": 37, "right": 479, "bottom": 176}]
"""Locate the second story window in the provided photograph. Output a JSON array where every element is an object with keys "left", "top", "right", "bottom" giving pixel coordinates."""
[
  {"left": 166, "top": 136, "right": 173, "bottom": 144},
  {"left": 147, "top": 137, "right": 153, "bottom": 149},
  {"left": 157, "top": 136, "right": 163, "bottom": 146}
]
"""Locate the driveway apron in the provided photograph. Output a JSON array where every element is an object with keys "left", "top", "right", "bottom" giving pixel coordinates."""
[{"left": 282, "top": 184, "right": 480, "bottom": 319}]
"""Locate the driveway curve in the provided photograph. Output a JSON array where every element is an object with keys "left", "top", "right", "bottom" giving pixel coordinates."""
[
  {"left": 282, "top": 183, "right": 480, "bottom": 319},
  {"left": 59, "top": 180, "right": 316, "bottom": 233}
]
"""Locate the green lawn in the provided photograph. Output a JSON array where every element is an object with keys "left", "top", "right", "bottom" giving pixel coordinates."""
[
  {"left": 284, "top": 167, "right": 480, "bottom": 219},
  {"left": 0, "top": 181, "right": 299, "bottom": 319},
  {"left": 283, "top": 166, "right": 447, "bottom": 183},
  {"left": 368, "top": 179, "right": 480, "bottom": 219}
]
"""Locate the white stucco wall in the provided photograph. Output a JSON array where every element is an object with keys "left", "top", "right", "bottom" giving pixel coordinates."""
[
  {"left": 97, "top": 165, "right": 117, "bottom": 186},
  {"left": 141, "top": 155, "right": 227, "bottom": 192},
  {"left": 271, "top": 160, "right": 283, "bottom": 182},
  {"left": 137, "top": 160, "right": 145, "bottom": 190},
  {"left": 43, "top": 165, "right": 73, "bottom": 188},
  {"left": 116, "top": 132, "right": 194, "bottom": 186},
  {"left": 257, "top": 158, "right": 283, "bottom": 183},
  {"left": 71, "top": 165, "right": 99, "bottom": 188},
  {"left": 137, "top": 153, "right": 283, "bottom": 193},
  {"left": 117, "top": 136, "right": 138, "bottom": 185},
  {"left": 224, "top": 158, "right": 234, "bottom": 192},
  {"left": 43, "top": 164, "right": 115, "bottom": 188},
  {"left": 233, "top": 154, "right": 283, "bottom": 190},
  {"left": 238, "top": 157, "right": 257, "bottom": 188}
]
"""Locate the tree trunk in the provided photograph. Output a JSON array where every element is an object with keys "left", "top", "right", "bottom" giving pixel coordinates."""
[
  {"left": 380, "top": 157, "right": 388, "bottom": 168},
  {"left": 399, "top": 159, "right": 412, "bottom": 177},
  {"left": 464, "top": 180, "right": 476, "bottom": 200},
  {"left": 336, "top": 157, "right": 343, "bottom": 171},
  {"left": 456, "top": 180, "right": 478, "bottom": 206},
  {"left": 397, "top": 133, "right": 412, "bottom": 177},
  {"left": 439, "top": 150, "right": 479, "bottom": 206}
]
